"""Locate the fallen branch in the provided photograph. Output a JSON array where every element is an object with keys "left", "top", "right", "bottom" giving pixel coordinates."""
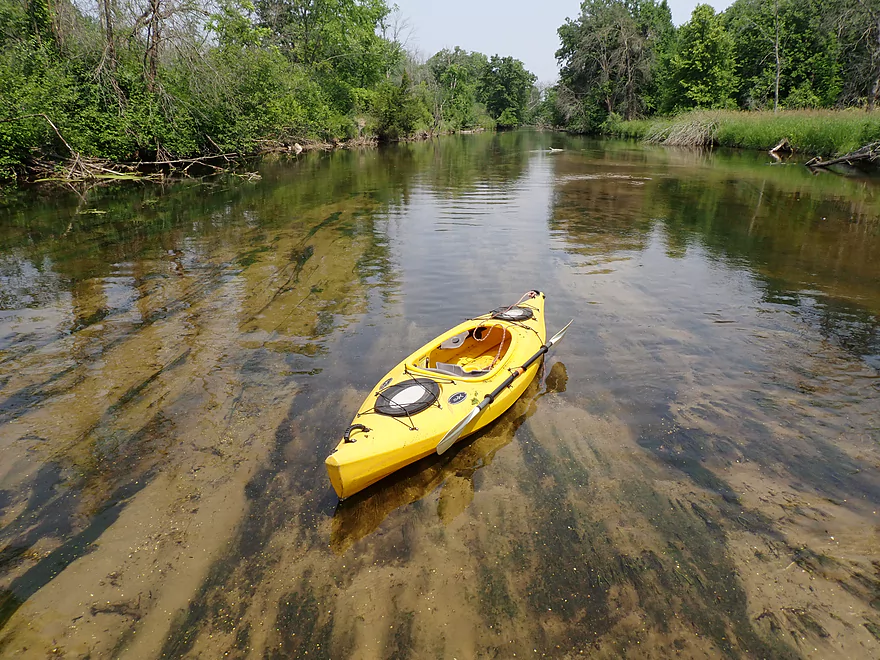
[
  {"left": 769, "top": 138, "right": 791, "bottom": 162},
  {"left": 806, "top": 141, "right": 880, "bottom": 169},
  {"left": 769, "top": 138, "right": 791, "bottom": 154},
  {"left": 6, "top": 130, "right": 387, "bottom": 186}
]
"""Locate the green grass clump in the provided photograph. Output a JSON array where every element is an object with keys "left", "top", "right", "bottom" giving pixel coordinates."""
[
  {"left": 602, "top": 109, "right": 880, "bottom": 157},
  {"left": 601, "top": 115, "right": 660, "bottom": 140}
]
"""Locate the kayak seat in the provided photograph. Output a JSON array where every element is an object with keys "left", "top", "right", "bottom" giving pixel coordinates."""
[{"left": 428, "top": 362, "right": 490, "bottom": 378}]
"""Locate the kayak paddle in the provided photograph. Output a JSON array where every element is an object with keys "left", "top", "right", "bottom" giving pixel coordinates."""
[{"left": 436, "top": 320, "right": 573, "bottom": 455}]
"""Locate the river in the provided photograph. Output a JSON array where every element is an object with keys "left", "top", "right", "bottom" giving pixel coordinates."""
[{"left": 0, "top": 131, "right": 878, "bottom": 658}]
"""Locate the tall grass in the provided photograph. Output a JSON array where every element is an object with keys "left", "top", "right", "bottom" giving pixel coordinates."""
[{"left": 602, "top": 110, "right": 880, "bottom": 156}]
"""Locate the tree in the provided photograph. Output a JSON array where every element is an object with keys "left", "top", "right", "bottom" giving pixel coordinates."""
[
  {"left": 725, "top": 0, "right": 840, "bottom": 110},
  {"left": 254, "top": 0, "right": 393, "bottom": 94},
  {"left": 529, "top": 85, "right": 567, "bottom": 126},
  {"left": 830, "top": 0, "right": 880, "bottom": 109},
  {"left": 426, "top": 47, "right": 487, "bottom": 130},
  {"left": 556, "top": 0, "right": 672, "bottom": 129},
  {"left": 372, "top": 71, "right": 428, "bottom": 140},
  {"left": 477, "top": 54, "right": 536, "bottom": 126},
  {"left": 662, "top": 4, "right": 738, "bottom": 111}
]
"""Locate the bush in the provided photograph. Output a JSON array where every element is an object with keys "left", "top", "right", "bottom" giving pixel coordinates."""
[{"left": 372, "top": 73, "right": 429, "bottom": 141}]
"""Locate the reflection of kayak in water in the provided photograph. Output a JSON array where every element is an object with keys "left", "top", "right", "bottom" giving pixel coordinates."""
[
  {"left": 325, "top": 291, "right": 548, "bottom": 499},
  {"left": 330, "top": 361, "right": 569, "bottom": 555}
]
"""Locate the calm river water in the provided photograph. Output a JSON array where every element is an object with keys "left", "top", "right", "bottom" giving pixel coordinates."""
[{"left": 0, "top": 131, "right": 878, "bottom": 659}]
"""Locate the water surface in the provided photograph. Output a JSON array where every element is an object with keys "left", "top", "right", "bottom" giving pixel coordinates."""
[{"left": 0, "top": 132, "right": 878, "bottom": 658}]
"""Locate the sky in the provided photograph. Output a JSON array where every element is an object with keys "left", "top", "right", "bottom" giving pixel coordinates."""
[{"left": 393, "top": 0, "right": 735, "bottom": 83}]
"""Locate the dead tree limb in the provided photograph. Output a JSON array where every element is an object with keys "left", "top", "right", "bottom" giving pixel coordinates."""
[
  {"left": 769, "top": 138, "right": 791, "bottom": 162},
  {"left": 805, "top": 142, "right": 880, "bottom": 169}
]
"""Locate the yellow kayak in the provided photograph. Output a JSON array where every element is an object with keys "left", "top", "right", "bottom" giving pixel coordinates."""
[{"left": 325, "top": 291, "right": 548, "bottom": 499}]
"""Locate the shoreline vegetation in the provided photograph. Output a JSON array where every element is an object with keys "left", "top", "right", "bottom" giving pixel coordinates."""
[
  {"left": 533, "top": 0, "right": 880, "bottom": 171},
  {"left": 0, "top": 0, "right": 534, "bottom": 187},
  {"left": 598, "top": 109, "right": 880, "bottom": 161},
  {"left": 6, "top": 123, "right": 483, "bottom": 187},
  {"left": 7, "top": 0, "right": 880, "bottom": 188}
]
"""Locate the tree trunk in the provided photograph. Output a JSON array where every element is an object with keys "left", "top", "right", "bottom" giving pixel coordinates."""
[
  {"left": 623, "top": 34, "right": 634, "bottom": 120},
  {"left": 855, "top": 0, "right": 880, "bottom": 111},
  {"left": 145, "top": 0, "right": 161, "bottom": 90},
  {"left": 101, "top": 0, "right": 116, "bottom": 70},
  {"left": 774, "top": 0, "right": 780, "bottom": 112},
  {"left": 872, "top": 14, "right": 880, "bottom": 111}
]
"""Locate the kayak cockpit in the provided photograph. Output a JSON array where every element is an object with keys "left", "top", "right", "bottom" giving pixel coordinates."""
[{"left": 410, "top": 324, "right": 514, "bottom": 379}]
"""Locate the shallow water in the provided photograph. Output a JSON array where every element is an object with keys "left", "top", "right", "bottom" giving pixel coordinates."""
[{"left": 0, "top": 131, "right": 878, "bottom": 658}]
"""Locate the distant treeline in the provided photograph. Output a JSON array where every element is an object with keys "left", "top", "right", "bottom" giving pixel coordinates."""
[
  {"left": 0, "top": 0, "right": 536, "bottom": 178},
  {"left": 536, "top": 0, "right": 880, "bottom": 132}
]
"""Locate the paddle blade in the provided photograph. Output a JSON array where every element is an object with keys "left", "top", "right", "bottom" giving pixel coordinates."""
[
  {"left": 548, "top": 319, "right": 573, "bottom": 347},
  {"left": 436, "top": 405, "right": 483, "bottom": 455}
]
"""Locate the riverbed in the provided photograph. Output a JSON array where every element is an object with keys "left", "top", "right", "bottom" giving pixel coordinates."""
[{"left": 0, "top": 131, "right": 878, "bottom": 658}]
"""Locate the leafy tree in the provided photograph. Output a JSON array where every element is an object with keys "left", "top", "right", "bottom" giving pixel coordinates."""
[
  {"left": 725, "top": 0, "right": 840, "bottom": 110},
  {"left": 477, "top": 54, "right": 536, "bottom": 126},
  {"left": 426, "top": 47, "right": 487, "bottom": 130},
  {"left": 253, "top": 0, "right": 395, "bottom": 110},
  {"left": 829, "top": 0, "right": 880, "bottom": 108},
  {"left": 372, "top": 71, "right": 429, "bottom": 141},
  {"left": 662, "top": 4, "right": 738, "bottom": 111},
  {"left": 556, "top": 0, "right": 672, "bottom": 130},
  {"left": 529, "top": 86, "right": 567, "bottom": 126}
]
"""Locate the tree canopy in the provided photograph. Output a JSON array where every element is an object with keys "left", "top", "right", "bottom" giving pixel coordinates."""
[
  {"left": 0, "top": 0, "right": 537, "bottom": 178},
  {"left": 543, "top": 0, "right": 880, "bottom": 130}
]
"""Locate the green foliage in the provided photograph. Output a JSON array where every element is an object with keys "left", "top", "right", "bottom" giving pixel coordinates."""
[
  {"left": 478, "top": 55, "right": 536, "bottom": 124},
  {"left": 663, "top": 4, "right": 738, "bottom": 111},
  {"left": 496, "top": 108, "right": 519, "bottom": 128},
  {"left": 725, "top": 0, "right": 841, "bottom": 110},
  {"left": 555, "top": 0, "right": 877, "bottom": 133},
  {"left": 427, "top": 47, "right": 487, "bottom": 130},
  {"left": 413, "top": 46, "right": 536, "bottom": 132},
  {"left": 372, "top": 73, "right": 429, "bottom": 141},
  {"left": 829, "top": 0, "right": 880, "bottom": 106},
  {"left": 556, "top": 0, "right": 674, "bottom": 129},
  {"left": 0, "top": 0, "right": 415, "bottom": 178},
  {"left": 530, "top": 87, "right": 567, "bottom": 127},
  {"left": 0, "top": 0, "right": 538, "bottom": 179}
]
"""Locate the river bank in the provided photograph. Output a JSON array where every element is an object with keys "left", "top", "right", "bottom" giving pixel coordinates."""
[
  {"left": 1, "top": 128, "right": 484, "bottom": 191},
  {"left": 600, "top": 109, "right": 880, "bottom": 158}
]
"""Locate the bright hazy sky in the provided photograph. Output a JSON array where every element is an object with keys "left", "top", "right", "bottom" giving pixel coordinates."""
[{"left": 394, "top": 0, "right": 734, "bottom": 83}]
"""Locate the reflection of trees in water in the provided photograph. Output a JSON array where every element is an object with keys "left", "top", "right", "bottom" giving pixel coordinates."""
[
  {"left": 762, "top": 283, "right": 880, "bottom": 367},
  {"left": 650, "top": 176, "right": 880, "bottom": 364},
  {"left": 548, "top": 164, "right": 653, "bottom": 262},
  {"left": 547, "top": 147, "right": 880, "bottom": 364},
  {"left": 418, "top": 131, "right": 534, "bottom": 195},
  {"left": 544, "top": 145, "right": 880, "bottom": 655}
]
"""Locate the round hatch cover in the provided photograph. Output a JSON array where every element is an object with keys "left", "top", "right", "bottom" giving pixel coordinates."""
[
  {"left": 491, "top": 306, "right": 534, "bottom": 322},
  {"left": 375, "top": 378, "right": 441, "bottom": 417}
]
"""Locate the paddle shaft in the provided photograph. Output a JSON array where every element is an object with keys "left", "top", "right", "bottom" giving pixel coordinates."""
[
  {"left": 478, "top": 344, "right": 549, "bottom": 409},
  {"left": 436, "top": 320, "right": 572, "bottom": 455}
]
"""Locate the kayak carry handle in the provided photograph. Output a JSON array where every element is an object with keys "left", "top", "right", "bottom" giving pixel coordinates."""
[{"left": 343, "top": 424, "right": 370, "bottom": 443}]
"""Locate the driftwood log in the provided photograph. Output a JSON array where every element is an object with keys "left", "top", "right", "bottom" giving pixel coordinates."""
[
  {"left": 805, "top": 142, "right": 880, "bottom": 169},
  {"left": 768, "top": 138, "right": 791, "bottom": 161}
]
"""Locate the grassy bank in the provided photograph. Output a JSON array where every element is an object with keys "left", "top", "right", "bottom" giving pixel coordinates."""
[{"left": 602, "top": 110, "right": 880, "bottom": 157}]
